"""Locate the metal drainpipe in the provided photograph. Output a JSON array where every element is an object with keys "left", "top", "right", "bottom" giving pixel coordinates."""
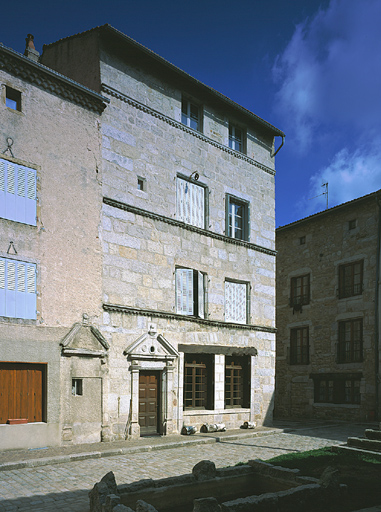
[
  {"left": 272, "top": 135, "right": 285, "bottom": 157},
  {"left": 375, "top": 194, "right": 381, "bottom": 421}
]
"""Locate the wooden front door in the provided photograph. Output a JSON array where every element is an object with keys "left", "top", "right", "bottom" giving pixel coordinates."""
[{"left": 139, "top": 371, "right": 160, "bottom": 436}]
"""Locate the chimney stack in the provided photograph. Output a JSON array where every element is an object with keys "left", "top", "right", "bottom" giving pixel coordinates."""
[{"left": 24, "top": 34, "right": 40, "bottom": 62}]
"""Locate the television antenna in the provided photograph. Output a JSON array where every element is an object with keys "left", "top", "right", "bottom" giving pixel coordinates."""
[{"left": 309, "top": 182, "right": 328, "bottom": 210}]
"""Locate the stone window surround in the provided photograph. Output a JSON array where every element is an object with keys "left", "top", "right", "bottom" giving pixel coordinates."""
[{"left": 101, "top": 83, "right": 276, "bottom": 176}]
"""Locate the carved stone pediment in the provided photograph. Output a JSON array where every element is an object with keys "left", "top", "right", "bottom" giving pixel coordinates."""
[
  {"left": 60, "top": 316, "right": 109, "bottom": 357},
  {"left": 123, "top": 324, "right": 178, "bottom": 362}
]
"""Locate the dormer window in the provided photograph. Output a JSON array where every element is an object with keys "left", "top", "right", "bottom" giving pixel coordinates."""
[
  {"left": 229, "top": 123, "right": 245, "bottom": 153},
  {"left": 181, "top": 98, "right": 201, "bottom": 132}
]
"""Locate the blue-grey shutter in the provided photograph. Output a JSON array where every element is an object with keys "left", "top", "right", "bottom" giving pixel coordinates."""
[
  {"left": 26, "top": 263, "right": 37, "bottom": 319},
  {"left": 15, "top": 262, "right": 26, "bottom": 318},
  {"left": 6, "top": 162, "right": 16, "bottom": 222},
  {"left": 225, "top": 281, "right": 247, "bottom": 324},
  {"left": 0, "top": 259, "right": 5, "bottom": 317},
  {"left": 0, "top": 160, "right": 5, "bottom": 220},
  {"left": 198, "top": 271, "right": 204, "bottom": 318},
  {"left": 16, "top": 166, "right": 26, "bottom": 223},
  {"left": 6, "top": 259, "right": 16, "bottom": 318},
  {"left": 176, "top": 177, "right": 204, "bottom": 228},
  {"left": 26, "top": 168, "right": 37, "bottom": 225},
  {"left": 0, "top": 158, "right": 36, "bottom": 225},
  {"left": 176, "top": 268, "right": 193, "bottom": 315}
]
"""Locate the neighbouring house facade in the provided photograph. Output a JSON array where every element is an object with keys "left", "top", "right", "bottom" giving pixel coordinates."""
[
  {"left": 0, "top": 37, "right": 108, "bottom": 449},
  {"left": 42, "top": 25, "right": 284, "bottom": 440},
  {"left": 275, "top": 191, "right": 381, "bottom": 422}
]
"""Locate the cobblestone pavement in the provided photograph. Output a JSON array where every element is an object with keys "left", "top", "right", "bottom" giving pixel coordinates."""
[{"left": 0, "top": 422, "right": 375, "bottom": 512}]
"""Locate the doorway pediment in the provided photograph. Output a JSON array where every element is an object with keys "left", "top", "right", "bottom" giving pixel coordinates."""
[{"left": 123, "top": 325, "right": 178, "bottom": 362}]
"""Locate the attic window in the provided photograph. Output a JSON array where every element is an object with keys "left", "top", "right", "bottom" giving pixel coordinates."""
[
  {"left": 348, "top": 219, "right": 356, "bottom": 230},
  {"left": 299, "top": 236, "right": 306, "bottom": 245},
  {"left": 5, "top": 86, "right": 21, "bottom": 111},
  {"left": 137, "top": 176, "right": 146, "bottom": 191}
]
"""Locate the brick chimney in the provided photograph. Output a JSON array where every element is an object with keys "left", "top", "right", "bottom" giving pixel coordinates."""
[{"left": 24, "top": 34, "right": 40, "bottom": 62}]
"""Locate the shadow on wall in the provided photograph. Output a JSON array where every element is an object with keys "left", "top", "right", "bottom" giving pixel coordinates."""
[{"left": 263, "top": 392, "right": 275, "bottom": 427}]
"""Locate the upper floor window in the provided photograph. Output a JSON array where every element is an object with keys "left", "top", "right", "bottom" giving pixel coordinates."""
[
  {"left": 338, "top": 318, "right": 363, "bottom": 363},
  {"left": 225, "top": 280, "right": 249, "bottom": 324},
  {"left": 175, "top": 267, "right": 205, "bottom": 318},
  {"left": 0, "top": 257, "right": 37, "bottom": 320},
  {"left": 290, "top": 274, "right": 310, "bottom": 307},
  {"left": 348, "top": 219, "right": 356, "bottom": 230},
  {"left": 181, "top": 98, "right": 201, "bottom": 132},
  {"left": 229, "top": 123, "right": 245, "bottom": 153},
  {"left": 226, "top": 194, "right": 250, "bottom": 241},
  {"left": 0, "top": 157, "right": 37, "bottom": 225},
  {"left": 339, "top": 261, "right": 363, "bottom": 298},
  {"left": 290, "top": 326, "right": 309, "bottom": 365},
  {"left": 176, "top": 176, "right": 205, "bottom": 229},
  {"left": 5, "top": 86, "right": 21, "bottom": 111}
]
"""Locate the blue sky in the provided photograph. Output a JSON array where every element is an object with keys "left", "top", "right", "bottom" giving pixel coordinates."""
[{"left": 2, "top": 0, "right": 380, "bottom": 227}]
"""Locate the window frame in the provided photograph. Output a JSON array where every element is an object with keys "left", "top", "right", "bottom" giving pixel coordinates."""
[
  {"left": 290, "top": 326, "right": 309, "bottom": 365},
  {"left": 175, "top": 267, "right": 206, "bottom": 319},
  {"left": 225, "top": 194, "right": 250, "bottom": 241},
  {"left": 290, "top": 274, "right": 310, "bottom": 307},
  {"left": 224, "top": 279, "right": 249, "bottom": 325},
  {"left": 181, "top": 97, "right": 202, "bottom": 132},
  {"left": 228, "top": 123, "right": 246, "bottom": 153},
  {"left": 5, "top": 86, "right": 22, "bottom": 112},
  {"left": 338, "top": 261, "right": 363, "bottom": 299},
  {"left": 72, "top": 378, "right": 83, "bottom": 396},
  {"left": 176, "top": 174, "right": 208, "bottom": 229},
  {"left": 337, "top": 318, "right": 363, "bottom": 363},
  {"left": 183, "top": 353, "right": 214, "bottom": 410},
  {"left": 224, "top": 356, "right": 250, "bottom": 408}
]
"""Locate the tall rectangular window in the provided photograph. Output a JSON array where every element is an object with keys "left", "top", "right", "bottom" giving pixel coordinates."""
[
  {"left": 339, "top": 261, "right": 363, "bottom": 298},
  {"left": 290, "top": 274, "right": 310, "bottom": 307},
  {"left": 0, "top": 258, "right": 37, "bottom": 319},
  {"left": 181, "top": 98, "right": 201, "bottom": 132},
  {"left": 225, "top": 356, "right": 250, "bottom": 408},
  {"left": 290, "top": 327, "right": 309, "bottom": 364},
  {"left": 229, "top": 123, "right": 245, "bottom": 153},
  {"left": 338, "top": 318, "right": 363, "bottom": 363},
  {"left": 184, "top": 354, "right": 213, "bottom": 409},
  {"left": 0, "top": 157, "right": 37, "bottom": 225},
  {"left": 226, "top": 194, "right": 250, "bottom": 241},
  {"left": 225, "top": 280, "right": 248, "bottom": 324},
  {"left": 176, "top": 268, "right": 205, "bottom": 318},
  {"left": 176, "top": 176, "right": 205, "bottom": 229},
  {"left": 5, "top": 86, "right": 21, "bottom": 111}
]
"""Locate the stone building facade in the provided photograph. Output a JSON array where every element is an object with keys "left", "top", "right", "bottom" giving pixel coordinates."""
[
  {"left": 42, "top": 25, "right": 284, "bottom": 440},
  {"left": 0, "top": 38, "right": 107, "bottom": 449},
  {"left": 275, "top": 191, "right": 381, "bottom": 421}
]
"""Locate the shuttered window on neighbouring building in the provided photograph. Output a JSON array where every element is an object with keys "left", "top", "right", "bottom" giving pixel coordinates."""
[
  {"left": 175, "top": 267, "right": 205, "bottom": 318},
  {"left": 225, "top": 280, "right": 248, "bottom": 324},
  {"left": 176, "top": 177, "right": 205, "bottom": 229},
  {"left": 0, "top": 157, "right": 37, "bottom": 225},
  {"left": 0, "top": 258, "right": 37, "bottom": 319}
]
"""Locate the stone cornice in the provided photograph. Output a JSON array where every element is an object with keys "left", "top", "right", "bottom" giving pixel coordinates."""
[
  {"left": 101, "top": 83, "right": 276, "bottom": 176},
  {"left": 0, "top": 45, "right": 108, "bottom": 114},
  {"left": 103, "top": 197, "right": 276, "bottom": 257},
  {"left": 103, "top": 303, "right": 277, "bottom": 334}
]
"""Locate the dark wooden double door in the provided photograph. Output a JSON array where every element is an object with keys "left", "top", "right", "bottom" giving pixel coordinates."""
[{"left": 139, "top": 371, "right": 160, "bottom": 436}]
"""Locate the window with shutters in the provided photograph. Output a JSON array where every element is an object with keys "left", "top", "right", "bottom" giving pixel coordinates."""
[
  {"left": 225, "top": 280, "right": 249, "bottom": 324},
  {"left": 176, "top": 176, "right": 206, "bottom": 229},
  {"left": 176, "top": 267, "right": 205, "bottom": 318},
  {"left": 290, "top": 327, "right": 309, "bottom": 364},
  {"left": 225, "top": 356, "right": 250, "bottom": 408},
  {"left": 338, "top": 318, "right": 363, "bottom": 363},
  {"left": 0, "top": 157, "right": 37, "bottom": 225},
  {"left": 0, "top": 257, "right": 37, "bottom": 319},
  {"left": 181, "top": 97, "right": 202, "bottom": 132},
  {"left": 225, "top": 194, "right": 250, "bottom": 241},
  {"left": 184, "top": 354, "right": 213, "bottom": 409},
  {"left": 338, "top": 261, "right": 363, "bottom": 298}
]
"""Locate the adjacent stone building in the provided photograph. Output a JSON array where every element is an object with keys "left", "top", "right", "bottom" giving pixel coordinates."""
[
  {"left": 0, "top": 37, "right": 108, "bottom": 449},
  {"left": 275, "top": 191, "right": 381, "bottom": 421},
  {"left": 42, "top": 25, "right": 284, "bottom": 440}
]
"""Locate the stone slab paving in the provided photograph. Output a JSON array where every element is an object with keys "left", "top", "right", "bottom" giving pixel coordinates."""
[{"left": 0, "top": 422, "right": 375, "bottom": 512}]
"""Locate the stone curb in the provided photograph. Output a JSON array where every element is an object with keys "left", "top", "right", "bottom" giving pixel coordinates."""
[{"left": 0, "top": 428, "right": 282, "bottom": 472}]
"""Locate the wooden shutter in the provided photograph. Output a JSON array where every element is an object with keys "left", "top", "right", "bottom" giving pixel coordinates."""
[
  {"left": 225, "top": 281, "right": 247, "bottom": 324},
  {"left": 176, "top": 177, "right": 204, "bottom": 228},
  {"left": 0, "top": 158, "right": 36, "bottom": 225},
  {"left": 176, "top": 268, "right": 194, "bottom": 315}
]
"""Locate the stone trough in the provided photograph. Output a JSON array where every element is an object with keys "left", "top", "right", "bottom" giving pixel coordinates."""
[{"left": 89, "top": 459, "right": 346, "bottom": 512}]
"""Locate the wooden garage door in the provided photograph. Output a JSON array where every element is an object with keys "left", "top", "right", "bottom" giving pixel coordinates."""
[
  {"left": 139, "top": 372, "right": 160, "bottom": 436},
  {"left": 0, "top": 363, "right": 46, "bottom": 424}
]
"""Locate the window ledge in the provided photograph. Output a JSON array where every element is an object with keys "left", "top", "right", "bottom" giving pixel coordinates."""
[
  {"left": 313, "top": 403, "right": 360, "bottom": 408},
  {"left": 184, "top": 408, "right": 250, "bottom": 416}
]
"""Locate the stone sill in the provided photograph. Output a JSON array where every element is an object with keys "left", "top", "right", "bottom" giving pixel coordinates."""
[
  {"left": 313, "top": 403, "right": 360, "bottom": 409},
  {"left": 184, "top": 408, "right": 250, "bottom": 416}
]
